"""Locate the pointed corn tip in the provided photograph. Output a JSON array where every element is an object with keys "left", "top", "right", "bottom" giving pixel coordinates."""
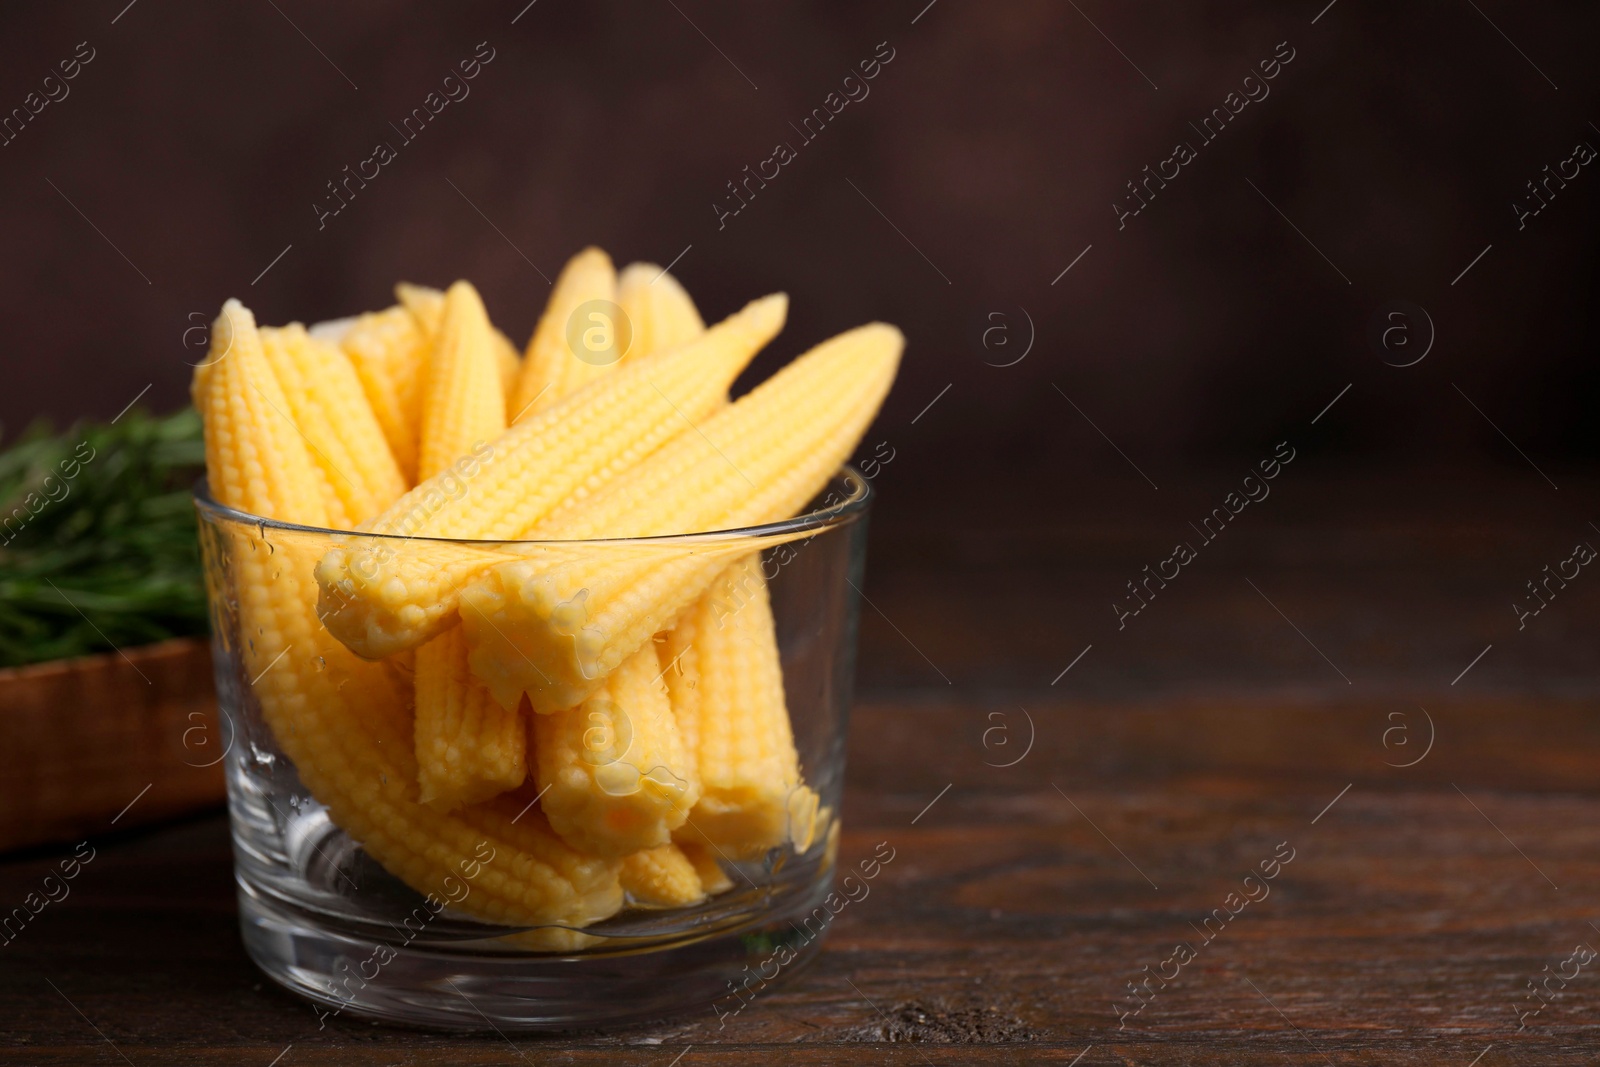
[
  {"left": 213, "top": 299, "right": 257, "bottom": 354},
  {"left": 570, "top": 245, "right": 615, "bottom": 272},
  {"left": 217, "top": 297, "right": 254, "bottom": 326},
  {"left": 745, "top": 292, "right": 788, "bottom": 326},
  {"left": 438, "top": 280, "right": 492, "bottom": 330},
  {"left": 858, "top": 321, "right": 905, "bottom": 348},
  {"left": 395, "top": 280, "right": 440, "bottom": 303},
  {"left": 618, "top": 262, "right": 663, "bottom": 283},
  {"left": 618, "top": 260, "right": 691, "bottom": 290}
]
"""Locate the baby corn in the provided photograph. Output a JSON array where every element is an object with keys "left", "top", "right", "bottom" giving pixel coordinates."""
[
  {"left": 338, "top": 305, "right": 429, "bottom": 484},
  {"left": 617, "top": 262, "right": 705, "bottom": 364},
  {"left": 414, "top": 628, "right": 528, "bottom": 809},
  {"left": 619, "top": 844, "right": 706, "bottom": 907},
  {"left": 203, "top": 302, "right": 329, "bottom": 529},
  {"left": 314, "top": 294, "right": 788, "bottom": 659},
  {"left": 416, "top": 262, "right": 684, "bottom": 812},
  {"left": 258, "top": 323, "right": 408, "bottom": 528},
  {"left": 616, "top": 272, "right": 803, "bottom": 858},
  {"left": 511, "top": 247, "right": 617, "bottom": 421},
  {"left": 396, "top": 282, "right": 522, "bottom": 420},
  {"left": 460, "top": 321, "right": 903, "bottom": 711},
  {"left": 533, "top": 642, "right": 700, "bottom": 857},
  {"left": 195, "top": 239, "right": 903, "bottom": 941},
  {"left": 415, "top": 281, "right": 505, "bottom": 482},
  {"left": 678, "top": 841, "right": 735, "bottom": 895},
  {"left": 411, "top": 281, "right": 525, "bottom": 812},
  {"left": 200, "top": 300, "right": 621, "bottom": 926},
  {"left": 520, "top": 263, "right": 705, "bottom": 849},
  {"left": 663, "top": 556, "right": 813, "bottom": 857}
]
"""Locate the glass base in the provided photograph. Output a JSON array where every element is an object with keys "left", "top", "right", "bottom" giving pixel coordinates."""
[{"left": 239, "top": 875, "right": 832, "bottom": 1031}]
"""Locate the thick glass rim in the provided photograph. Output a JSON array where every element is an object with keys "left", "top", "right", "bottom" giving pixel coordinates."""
[{"left": 192, "top": 466, "right": 871, "bottom": 548}]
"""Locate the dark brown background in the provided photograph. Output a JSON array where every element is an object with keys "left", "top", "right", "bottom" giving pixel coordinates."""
[{"left": 1, "top": 1, "right": 1596, "bottom": 495}]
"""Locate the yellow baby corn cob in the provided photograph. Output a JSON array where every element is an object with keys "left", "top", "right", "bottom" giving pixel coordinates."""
[
  {"left": 409, "top": 265, "right": 634, "bottom": 812},
  {"left": 255, "top": 323, "right": 407, "bottom": 528},
  {"left": 339, "top": 305, "right": 429, "bottom": 484},
  {"left": 414, "top": 629, "right": 527, "bottom": 810},
  {"left": 415, "top": 281, "right": 506, "bottom": 484},
  {"left": 678, "top": 841, "right": 734, "bottom": 895},
  {"left": 617, "top": 262, "right": 705, "bottom": 363},
  {"left": 614, "top": 273, "right": 804, "bottom": 857},
  {"left": 395, "top": 281, "right": 442, "bottom": 326},
  {"left": 656, "top": 549, "right": 819, "bottom": 855},
  {"left": 411, "top": 259, "right": 650, "bottom": 809},
  {"left": 619, "top": 844, "right": 706, "bottom": 907},
  {"left": 662, "top": 556, "right": 812, "bottom": 857},
  {"left": 533, "top": 642, "right": 700, "bottom": 857},
  {"left": 314, "top": 294, "right": 788, "bottom": 659},
  {"left": 412, "top": 252, "right": 676, "bottom": 811},
  {"left": 460, "top": 321, "right": 903, "bottom": 711},
  {"left": 188, "top": 304, "right": 259, "bottom": 413},
  {"left": 203, "top": 302, "right": 330, "bottom": 528},
  {"left": 511, "top": 247, "right": 616, "bottom": 422},
  {"left": 200, "top": 300, "right": 621, "bottom": 927},
  {"left": 496, "top": 336, "right": 520, "bottom": 409},
  {"left": 411, "top": 280, "right": 525, "bottom": 812},
  {"left": 396, "top": 282, "right": 522, "bottom": 420},
  {"left": 526, "top": 267, "right": 718, "bottom": 870},
  {"left": 413, "top": 259, "right": 659, "bottom": 810}
]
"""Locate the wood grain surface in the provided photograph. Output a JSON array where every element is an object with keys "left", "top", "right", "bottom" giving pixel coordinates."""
[{"left": 2, "top": 470, "right": 1597, "bottom": 1063}]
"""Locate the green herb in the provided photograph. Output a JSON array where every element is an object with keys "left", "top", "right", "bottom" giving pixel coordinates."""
[{"left": 0, "top": 407, "right": 208, "bottom": 669}]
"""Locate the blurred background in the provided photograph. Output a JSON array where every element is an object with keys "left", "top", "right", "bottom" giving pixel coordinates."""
[{"left": 0, "top": 1, "right": 1596, "bottom": 696}]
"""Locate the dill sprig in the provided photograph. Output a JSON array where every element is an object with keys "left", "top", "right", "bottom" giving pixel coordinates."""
[{"left": 0, "top": 407, "right": 208, "bottom": 669}]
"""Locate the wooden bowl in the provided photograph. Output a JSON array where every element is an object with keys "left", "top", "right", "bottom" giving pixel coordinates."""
[{"left": 0, "top": 637, "right": 225, "bottom": 853}]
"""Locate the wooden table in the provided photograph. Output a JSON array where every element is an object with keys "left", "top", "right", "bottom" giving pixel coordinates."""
[{"left": 4, "top": 469, "right": 1598, "bottom": 1064}]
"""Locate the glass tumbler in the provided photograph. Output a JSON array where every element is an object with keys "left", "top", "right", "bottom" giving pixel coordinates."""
[{"left": 195, "top": 470, "right": 870, "bottom": 1031}]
